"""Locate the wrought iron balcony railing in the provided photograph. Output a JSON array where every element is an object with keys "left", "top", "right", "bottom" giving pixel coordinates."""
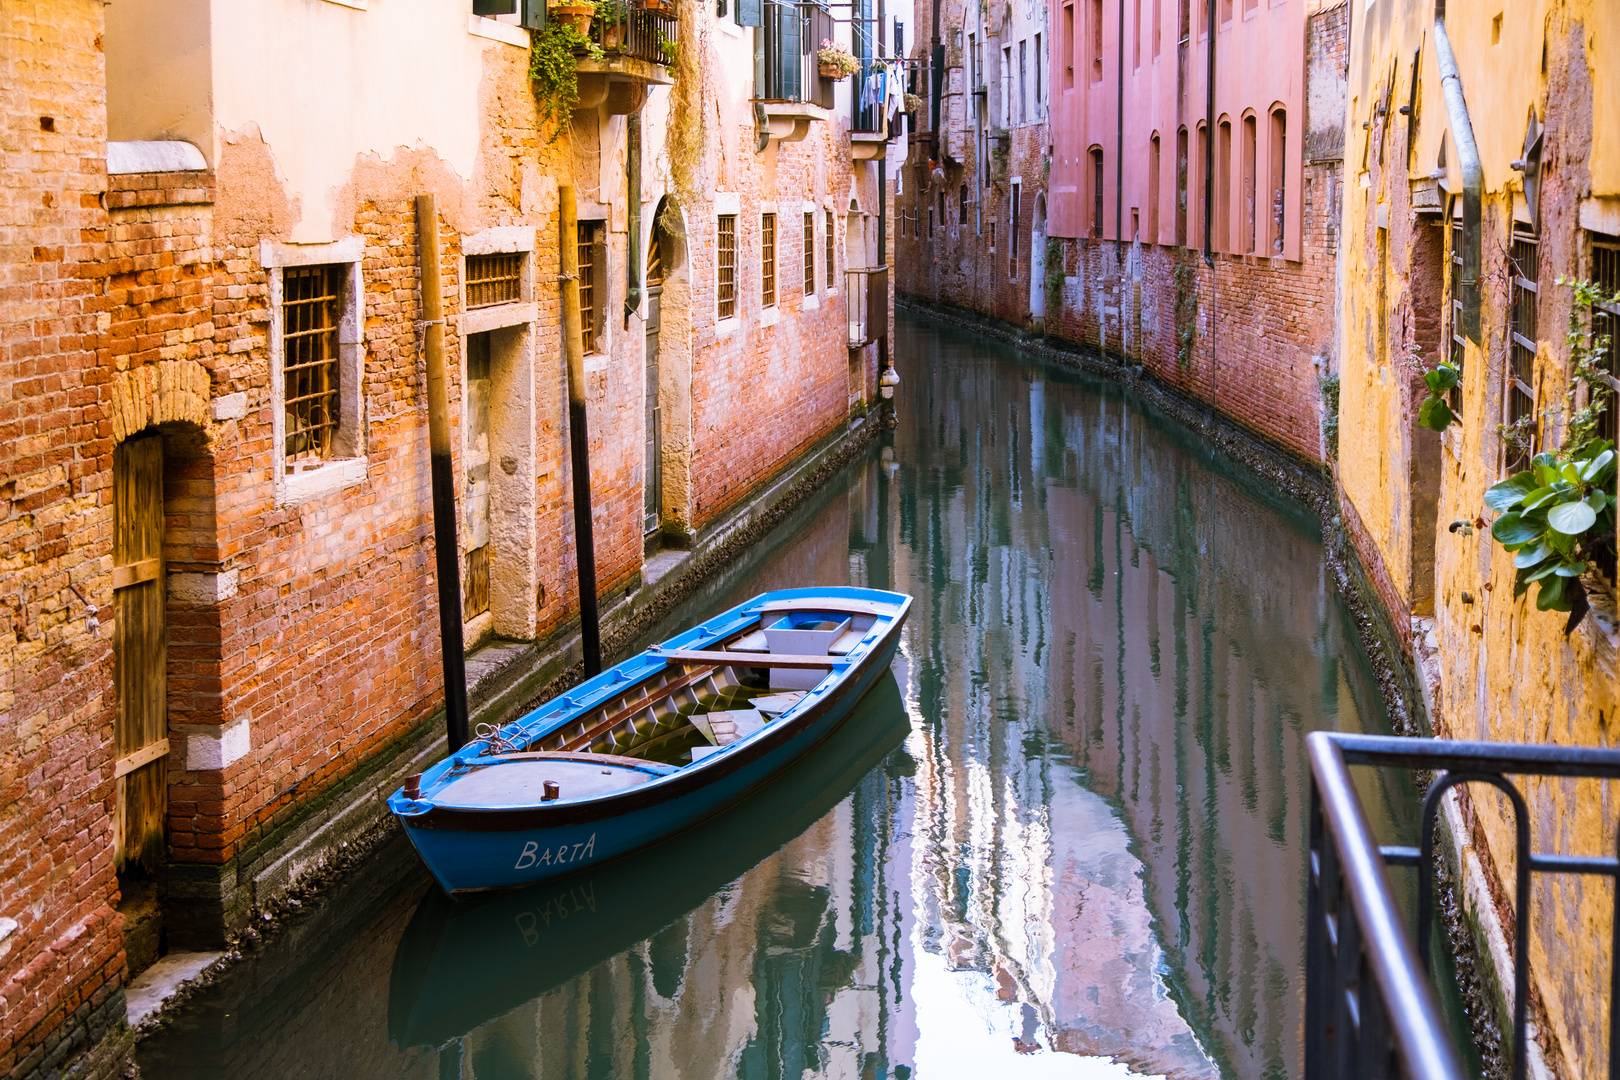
[
  {"left": 845, "top": 265, "right": 888, "bottom": 348},
  {"left": 761, "top": 0, "right": 832, "bottom": 104},
  {"left": 1306, "top": 731, "right": 1620, "bottom": 1080},
  {"left": 588, "top": 3, "right": 678, "bottom": 67}
]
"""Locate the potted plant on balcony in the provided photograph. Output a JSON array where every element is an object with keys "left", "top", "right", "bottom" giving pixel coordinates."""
[
  {"left": 817, "top": 40, "right": 860, "bottom": 80},
  {"left": 550, "top": 0, "right": 596, "bottom": 35},
  {"left": 594, "top": 0, "right": 628, "bottom": 49},
  {"left": 641, "top": 0, "right": 675, "bottom": 14},
  {"left": 658, "top": 34, "right": 679, "bottom": 65}
]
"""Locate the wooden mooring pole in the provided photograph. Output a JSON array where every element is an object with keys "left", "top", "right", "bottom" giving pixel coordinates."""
[
  {"left": 417, "top": 192, "right": 471, "bottom": 752},
  {"left": 559, "top": 185, "right": 602, "bottom": 676}
]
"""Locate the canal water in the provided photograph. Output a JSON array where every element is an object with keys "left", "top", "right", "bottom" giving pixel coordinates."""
[{"left": 140, "top": 313, "right": 1422, "bottom": 1079}]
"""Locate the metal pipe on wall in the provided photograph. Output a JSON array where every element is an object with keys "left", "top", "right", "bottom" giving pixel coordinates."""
[
  {"left": 1202, "top": 0, "right": 1216, "bottom": 265},
  {"left": 1433, "top": 3, "right": 1482, "bottom": 343},
  {"left": 626, "top": 113, "right": 643, "bottom": 325},
  {"left": 415, "top": 192, "right": 471, "bottom": 754},
  {"left": 559, "top": 185, "right": 603, "bottom": 677}
]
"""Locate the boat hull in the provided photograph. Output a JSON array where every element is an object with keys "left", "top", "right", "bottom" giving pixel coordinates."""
[{"left": 396, "top": 596, "right": 906, "bottom": 895}]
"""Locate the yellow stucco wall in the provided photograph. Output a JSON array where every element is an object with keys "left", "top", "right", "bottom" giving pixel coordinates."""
[{"left": 1338, "top": 1, "right": 1620, "bottom": 1075}]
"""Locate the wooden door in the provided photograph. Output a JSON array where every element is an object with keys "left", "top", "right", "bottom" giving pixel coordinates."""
[
  {"left": 113, "top": 434, "right": 168, "bottom": 873},
  {"left": 644, "top": 285, "right": 663, "bottom": 535},
  {"left": 463, "top": 332, "right": 492, "bottom": 621}
]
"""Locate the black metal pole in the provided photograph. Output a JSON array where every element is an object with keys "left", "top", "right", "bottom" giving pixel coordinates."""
[
  {"left": 559, "top": 185, "right": 602, "bottom": 676},
  {"left": 416, "top": 193, "right": 470, "bottom": 753}
]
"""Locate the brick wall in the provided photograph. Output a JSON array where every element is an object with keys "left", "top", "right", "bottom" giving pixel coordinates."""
[
  {"left": 898, "top": 2, "right": 1348, "bottom": 469},
  {"left": 0, "top": 1, "right": 130, "bottom": 1076}
]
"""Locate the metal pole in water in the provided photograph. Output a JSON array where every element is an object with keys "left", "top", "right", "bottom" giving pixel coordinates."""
[
  {"left": 417, "top": 192, "right": 471, "bottom": 753},
  {"left": 559, "top": 185, "right": 603, "bottom": 677}
]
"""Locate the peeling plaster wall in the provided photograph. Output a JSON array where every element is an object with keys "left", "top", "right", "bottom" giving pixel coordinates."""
[{"left": 1337, "top": 2, "right": 1620, "bottom": 1075}]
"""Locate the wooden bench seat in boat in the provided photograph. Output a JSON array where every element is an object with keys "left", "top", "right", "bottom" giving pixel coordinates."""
[{"left": 434, "top": 755, "right": 673, "bottom": 808}]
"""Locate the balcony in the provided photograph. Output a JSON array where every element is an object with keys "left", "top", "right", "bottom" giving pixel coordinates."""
[
  {"left": 845, "top": 265, "right": 888, "bottom": 348},
  {"left": 850, "top": 57, "right": 889, "bottom": 159},
  {"left": 576, "top": 3, "right": 677, "bottom": 114},
  {"left": 1305, "top": 731, "right": 1620, "bottom": 1080},
  {"left": 757, "top": 0, "right": 832, "bottom": 143}
]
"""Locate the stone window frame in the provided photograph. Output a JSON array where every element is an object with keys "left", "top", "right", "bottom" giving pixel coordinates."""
[
  {"left": 716, "top": 192, "right": 741, "bottom": 331},
  {"left": 262, "top": 237, "right": 368, "bottom": 507},
  {"left": 461, "top": 226, "right": 540, "bottom": 334}
]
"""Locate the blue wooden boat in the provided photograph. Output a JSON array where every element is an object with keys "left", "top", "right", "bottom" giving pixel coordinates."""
[
  {"left": 387, "top": 586, "right": 912, "bottom": 894},
  {"left": 387, "top": 672, "right": 911, "bottom": 1048}
]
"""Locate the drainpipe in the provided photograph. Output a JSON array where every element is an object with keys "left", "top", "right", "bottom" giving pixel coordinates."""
[
  {"left": 415, "top": 193, "right": 470, "bottom": 754},
  {"left": 626, "top": 113, "right": 643, "bottom": 325},
  {"left": 1434, "top": 2, "right": 1482, "bottom": 342},
  {"left": 1202, "top": 0, "right": 1215, "bottom": 265},
  {"left": 560, "top": 185, "right": 603, "bottom": 676},
  {"left": 1116, "top": 0, "right": 1124, "bottom": 245}
]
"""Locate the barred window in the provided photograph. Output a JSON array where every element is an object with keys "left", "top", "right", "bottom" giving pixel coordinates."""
[
  {"left": 284, "top": 264, "right": 343, "bottom": 469},
  {"left": 804, "top": 212, "right": 815, "bottom": 295},
  {"left": 1592, "top": 236, "right": 1620, "bottom": 445},
  {"left": 466, "top": 252, "right": 523, "bottom": 308},
  {"left": 1506, "top": 229, "right": 1539, "bottom": 473},
  {"left": 718, "top": 214, "right": 737, "bottom": 319},
  {"left": 1447, "top": 213, "right": 1465, "bottom": 416},
  {"left": 826, "top": 210, "right": 835, "bottom": 288},
  {"left": 578, "top": 222, "right": 601, "bottom": 353},
  {"left": 761, "top": 213, "right": 777, "bottom": 308}
]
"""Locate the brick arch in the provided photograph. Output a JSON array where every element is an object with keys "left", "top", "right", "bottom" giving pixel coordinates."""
[{"left": 110, "top": 359, "right": 212, "bottom": 444}]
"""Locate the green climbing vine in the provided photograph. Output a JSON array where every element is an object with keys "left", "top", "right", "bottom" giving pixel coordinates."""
[{"left": 530, "top": 22, "right": 604, "bottom": 143}]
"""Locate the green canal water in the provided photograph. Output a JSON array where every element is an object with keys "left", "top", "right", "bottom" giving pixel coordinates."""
[{"left": 139, "top": 313, "right": 1444, "bottom": 1079}]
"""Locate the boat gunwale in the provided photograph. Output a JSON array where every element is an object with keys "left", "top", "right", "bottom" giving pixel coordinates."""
[{"left": 397, "top": 592, "right": 910, "bottom": 831}]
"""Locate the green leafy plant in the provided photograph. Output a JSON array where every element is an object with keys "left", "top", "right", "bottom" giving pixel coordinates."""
[
  {"left": 658, "top": 34, "right": 679, "bottom": 65},
  {"left": 817, "top": 40, "right": 860, "bottom": 78},
  {"left": 1417, "top": 361, "right": 1459, "bottom": 431},
  {"left": 593, "top": 0, "right": 628, "bottom": 20},
  {"left": 529, "top": 22, "right": 604, "bottom": 143},
  {"left": 1483, "top": 276, "right": 1620, "bottom": 630},
  {"left": 903, "top": 92, "right": 925, "bottom": 114},
  {"left": 1044, "top": 237, "right": 1064, "bottom": 314},
  {"left": 1485, "top": 442, "right": 1616, "bottom": 622}
]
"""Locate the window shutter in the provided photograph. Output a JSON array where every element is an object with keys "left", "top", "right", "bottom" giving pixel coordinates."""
[
  {"left": 473, "top": 0, "right": 518, "bottom": 15},
  {"left": 520, "top": 0, "right": 546, "bottom": 28},
  {"left": 737, "top": 0, "right": 763, "bottom": 27}
]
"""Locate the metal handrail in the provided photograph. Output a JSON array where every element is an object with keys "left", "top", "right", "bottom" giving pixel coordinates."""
[{"left": 1306, "top": 731, "right": 1620, "bottom": 1080}]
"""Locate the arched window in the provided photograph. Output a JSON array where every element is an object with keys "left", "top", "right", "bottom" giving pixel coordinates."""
[
  {"left": 959, "top": 184, "right": 969, "bottom": 224},
  {"left": 1269, "top": 107, "right": 1287, "bottom": 255},
  {"left": 1090, "top": 146, "right": 1105, "bottom": 237},
  {"left": 1175, "top": 127, "right": 1189, "bottom": 246},
  {"left": 1242, "top": 112, "right": 1257, "bottom": 254},
  {"left": 1216, "top": 118, "right": 1231, "bottom": 251},
  {"left": 1148, "top": 133, "right": 1161, "bottom": 243}
]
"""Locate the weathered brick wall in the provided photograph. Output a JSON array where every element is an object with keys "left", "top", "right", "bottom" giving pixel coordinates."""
[
  {"left": 682, "top": 106, "right": 862, "bottom": 534},
  {"left": 899, "top": 3, "right": 1347, "bottom": 469},
  {"left": 0, "top": 1, "right": 131, "bottom": 1076}
]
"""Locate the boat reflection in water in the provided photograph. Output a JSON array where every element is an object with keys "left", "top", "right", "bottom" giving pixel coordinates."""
[{"left": 389, "top": 670, "right": 915, "bottom": 1072}]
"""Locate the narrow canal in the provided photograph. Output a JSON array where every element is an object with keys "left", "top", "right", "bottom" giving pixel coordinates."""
[{"left": 141, "top": 312, "right": 1419, "bottom": 1079}]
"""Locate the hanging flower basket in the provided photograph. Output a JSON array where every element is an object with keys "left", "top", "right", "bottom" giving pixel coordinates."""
[
  {"left": 817, "top": 40, "right": 860, "bottom": 80},
  {"left": 550, "top": 4, "right": 595, "bottom": 35}
]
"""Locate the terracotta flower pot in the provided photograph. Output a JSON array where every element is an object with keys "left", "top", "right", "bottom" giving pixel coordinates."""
[
  {"left": 640, "top": 0, "right": 675, "bottom": 13},
  {"left": 819, "top": 61, "right": 848, "bottom": 80},
  {"left": 551, "top": 4, "right": 595, "bottom": 34}
]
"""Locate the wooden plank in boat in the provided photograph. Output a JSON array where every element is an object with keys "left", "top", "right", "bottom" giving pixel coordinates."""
[
  {"left": 751, "top": 692, "right": 806, "bottom": 714},
  {"left": 658, "top": 648, "right": 844, "bottom": 669},
  {"left": 479, "top": 750, "right": 677, "bottom": 773},
  {"left": 829, "top": 629, "right": 865, "bottom": 655},
  {"left": 757, "top": 597, "right": 900, "bottom": 618}
]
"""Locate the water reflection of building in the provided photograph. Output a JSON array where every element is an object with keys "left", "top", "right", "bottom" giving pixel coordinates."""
[
  {"left": 453, "top": 757, "right": 915, "bottom": 1080},
  {"left": 883, "top": 325, "right": 1393, "bottom": 1079}
]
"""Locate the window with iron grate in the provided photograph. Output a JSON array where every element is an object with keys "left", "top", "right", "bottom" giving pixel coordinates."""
[
  {"left": 718, "top": 214, "right": 738, "bottom": 319},
  {"left": 1592, "top": 236, "right": 1620, "bottom": 445},
  {"left": 761, "top": 213, "right": 777, "bottom": 308},
  {"left": 1506, "top": 229, "right": 1539, "bottom": 473},
  {"left": 1447, "top": 213, "right": 1466, "bottom": 417},
  {"left": 466, "top": 252, "right": 524, "bottom": 308},
  {"left": 578, "top": 222, "right": 603, "bottom": 353},
  {"left": 804, "top": 212, "right": 816, "bottom": 295},
  {"left": 283, "top": 264, "right": 343, "bottom": 469},
  {"left": 825, "top": 210, "right": 835, "bottom": 289}
]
